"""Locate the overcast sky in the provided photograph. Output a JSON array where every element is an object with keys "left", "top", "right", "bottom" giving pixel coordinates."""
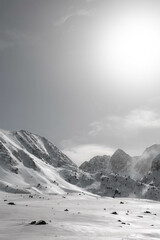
[{"left": 1, "top": 0, "right": 160, "bottom": 165}]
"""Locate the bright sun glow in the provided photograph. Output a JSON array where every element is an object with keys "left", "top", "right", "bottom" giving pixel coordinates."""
[{"left": 91, "top": 9, "right": 160, "bottom": 88}]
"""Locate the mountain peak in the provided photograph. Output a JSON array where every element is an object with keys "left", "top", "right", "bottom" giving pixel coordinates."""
[
  {"left": 143, "top": 144, "right": 160, "bottom": 155},
  {"left": 79, "top": 155, "right": 110, "bottom": 174},
  {"left": 112, "top": 148, "right": 131, "bottom": 157},
  {"left": 0, "top": 129, "right": 81, "bottom": 194},
  {"left": 110, "top": 148, "right": 132, "bottom": 174}
]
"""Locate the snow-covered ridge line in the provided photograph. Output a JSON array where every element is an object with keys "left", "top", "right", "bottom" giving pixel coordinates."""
[
  {"left": 1, "top": 129, "right": 160, "bottom": 200},
  {"left": 0, "top": 129, "right": 89, "bottom": 195}
]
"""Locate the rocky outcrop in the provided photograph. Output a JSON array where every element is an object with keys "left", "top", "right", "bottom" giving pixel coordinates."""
[
  {"left": 110, "top": 149, "right": 132, "bottom": 175},
  {"left": 79, "top": 155, "right": 110, "bottom": 174}
]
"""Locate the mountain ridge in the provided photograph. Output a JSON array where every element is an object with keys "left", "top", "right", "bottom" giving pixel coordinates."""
[
  {"left": 0, "top": 129, "right": 87, "bottom": 195},
  {"left": 1, "top": 129, "right": 160, "bottom": 200}
]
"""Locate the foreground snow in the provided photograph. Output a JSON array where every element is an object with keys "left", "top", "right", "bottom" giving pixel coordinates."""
[{"left": 0, "top": 192, "right": 160, "bottom": 240}]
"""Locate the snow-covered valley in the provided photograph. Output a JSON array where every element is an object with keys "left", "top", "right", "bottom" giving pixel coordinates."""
[{"left": 1, "top": 192, "right": 160, "bottom": 240}]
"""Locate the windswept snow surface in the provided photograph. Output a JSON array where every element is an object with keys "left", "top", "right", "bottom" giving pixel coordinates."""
[{"left": 0, "top": 192, "right": 160, "bottom": 240}]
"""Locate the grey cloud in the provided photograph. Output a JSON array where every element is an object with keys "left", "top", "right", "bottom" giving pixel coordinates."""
[
  {"left": 54, "top": 9, "right": 91, "bottom": 27},
  {"left": 1, "top": 0, "right": 160, "bottom": 165},
  {"left": 62, "top": 143, "right": 114, "bottom": 166},
  {"left": 88, "top": 121, "right": 103, "bottom": 136},
  {"left": 0, "top": 29, "right": 36, "bottom": 52},
  {"left": 85, "top": 109, "right": 160, "bottom": 155},
  {"left": 64, "top": 109, "right": 160, "bottom": 158}
]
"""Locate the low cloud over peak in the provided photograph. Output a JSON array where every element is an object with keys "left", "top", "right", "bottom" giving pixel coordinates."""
[
  {"left": 62, "top": 143, "right": 114, "bottom": 166},
  {"left": 61, "top": 109, "right": 160, "bottom": 165}
]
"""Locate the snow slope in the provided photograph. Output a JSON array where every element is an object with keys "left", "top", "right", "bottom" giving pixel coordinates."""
[
  {"left": 0, "top": 129, "right": 87, "bottom": 194},
  {"left": 135, "top": 144, "right": 160, "bottom": 179}
]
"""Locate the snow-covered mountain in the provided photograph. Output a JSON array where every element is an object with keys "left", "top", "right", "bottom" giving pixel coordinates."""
[
  {"left": 79, "top": 149, "right": 132, "bottom": 177},
  {"left": 80, "top": 146, "right": 160, "bottom": 181},
  {"left": 80, "top": 149, "right": 134, "bottom": 178},
  {"left": 135, "top": 144, "right": 160, "bottom": 179},
  {"left": 78, "top": 146, "right": 160, "bottom": 200},
  {"left": 0, "top": 129, "right": 91, "bottom": 194},
  {"left": 142, "top": 153, "right": 160, "bottom": 186},
  {"left": 1, "top": 129, "right": 160, "bottom": 200},
  {"left": 78, "top": 148, "right": 160, "bottom": 199}
]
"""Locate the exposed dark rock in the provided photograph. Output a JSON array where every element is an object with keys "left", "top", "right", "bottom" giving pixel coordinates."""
[
  {"left": 8, "top": 202, "right": 15, "bottom": 205},
  {"left": 110, "top": 149, "right": 132, "bottom": 175},
  {"left": 144, "top": 211, "right": 151, "bottom": 214},
  {"left": 151, "top": 153, "right": 160, "bottom": 171},
  {"left": 111, "top": 211, "right": 118, "bottom": 215},
  {"left": 30, "top": 221, "right": 36, "bottom": 225},
  {"left": 79, "top": 155, "right": 110, "bottom": 174},
  {"left": 29, "top": 220, "right": 47, "bottom": 225}
]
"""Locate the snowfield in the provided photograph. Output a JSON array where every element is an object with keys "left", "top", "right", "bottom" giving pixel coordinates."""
[
  {"left": 1, "top": 192, "right": 160, "bottom": 240},
  {"left": 1, "top": 129, "right": 160, "bottom": 239}
]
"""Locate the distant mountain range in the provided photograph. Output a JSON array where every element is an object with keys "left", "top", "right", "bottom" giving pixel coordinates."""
[
  {"left": 1, "top": 129, "right": 160, "bottom": 200},
  {"left": 80, "top": 144, "right": 160, "bottom": 180}
]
